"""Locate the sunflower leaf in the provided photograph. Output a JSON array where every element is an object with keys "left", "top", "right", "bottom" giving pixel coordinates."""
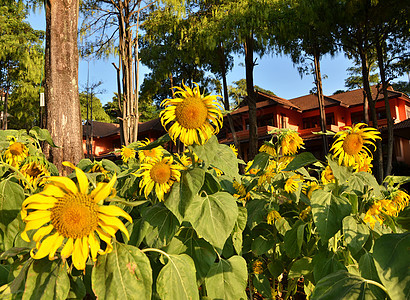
[
  {"left": 156, "top": 254, "right": 199, "bottom": 300},
  {"left": 22, "top": 259, "right": 70, "bottom": 300},
  {"left": 185, "top": 192, "right": 238, "bottom": 249},
  {"left": 373, "top": 232, "right": 410, "bottom": 300},
  {"left": 205, "top": 256, "right": 248, "bottom": 300},
  {"left": 92, "top": 243, "right": 153, "bottom": 300}
]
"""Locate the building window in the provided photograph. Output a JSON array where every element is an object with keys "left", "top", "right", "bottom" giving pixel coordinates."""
[
  {"left": 326, "top": 113, "right": 335, "bottom": 125},
  {"left": 351, "top": 111, "right": 365, "bottom": 124},
  {"left": 280, "top": 114, "right": 287, "bottom": 128},
  {"left": 258, "top": 114, "right": 275, "bottom": 127},
  {"left": 376, "top": 107, "right": 387, "bottom": 120},
  {"left": 405, "top": 106, "right": 410, "bottom": 119}
]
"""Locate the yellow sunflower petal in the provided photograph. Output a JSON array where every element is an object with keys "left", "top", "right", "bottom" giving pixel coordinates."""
[
  {"left": 21, "top": 218, "right": 51, "bottom": 242},
  {"left": 63, "top": 161, "right": 89, "bottom": 194},
  {"left": 31, "top": 232, "right": 60, "bottom": 259},
  {"left": 89, "top": 233, "right": 100, "bottom": 261},
  {"left": 61, "top": 238, "right": 74, "bottom": 260},
  {"left": 98, "top": 205, "right": 132, "bottom": 223},
  {"left": 47, "top": 176, "right": 78, "bottom": 194},
  {"left": 91, "top": 174, "right": 116, "bottom": 203},
  {"left": 72, "top": 238, "right": 87, "bottom": 270},
  {"left": 96, "top": 228, "right": 113, "bottom": 254},
  {"left": 48, "top": 234, "right": 65, "bottom": 260},
  {"left": 98, "top": 214, "right": 130, "bottom": 240},
  {"left": 32, "top": 224, "right": 54, "bottom": 243}
]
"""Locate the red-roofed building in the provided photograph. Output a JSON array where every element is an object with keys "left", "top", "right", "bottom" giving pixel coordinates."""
[
  {"left": 83, "top": 86, "right": 410, "bottom": 168},
  {"left": 219, "top": 86, "right": 410, "bottom": 164}
]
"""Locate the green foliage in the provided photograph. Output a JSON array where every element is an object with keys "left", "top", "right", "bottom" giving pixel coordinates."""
[
  {"left": 79, "top": 91, "right": 111, "bottom": 122},
  {"left": 0, "top": 125, "right": 408, "bottom": 299},
  {"left": 0, "top": 1, "right": 45, "bottom": 130}
]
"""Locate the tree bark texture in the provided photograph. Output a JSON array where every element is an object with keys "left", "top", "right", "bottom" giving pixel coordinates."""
[
  {"left": 359, "top": 47, "right": 384, "bottom": 182},
  {"left": 313, "top": 50, "right": 329, "bottom": 155},
  {"left": 375, "top": 35, "right": 393, "bottom": 177},
  {"left": 244, "top": 35, "right": 258, "bottom": 160},
  {"left": 45, "top": 0, "right": 83, "bottom": 174},
  {"left": 218, "top": 44, "right": 241, "bottom": 159}
]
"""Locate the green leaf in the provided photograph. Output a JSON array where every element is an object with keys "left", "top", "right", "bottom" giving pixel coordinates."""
[
  {"left": 92, "top": 243, "right": 152, "bottom": 300},
  {"left": 29, "top": 127, "right": 57, "bottom": 147},
  {"left": 156, "top": 254, "right": 199, "bottom": 300},
  {"left": 202, "top": 172, "right": 221, "bottom": 194},
  {"left": 373, "top": 233, "right": 410, "bottom": 300},
  {"left": 313, "top": 250, "right": 346, "bottom": 282},
  {"left": 345, "top": 172, "right": 382, "bottom": 198},
  {"left": 252, "top": 274, "right": 272, "bottom": 299},
  {"left": 311, "top": 189, "right": 351, "bottom": 242},
  {"left": 22, "top": 259, "right": 69, "bottom": 300},
  {"left": 284, "top": 220, "right": 305, "bottom": 259},
  {"left": 185, "top": 192, "right": 238, "bottom": 249},
  {"left": 327, "top": 158, "right": 351, "bottom": 183},
  {"left": 267, "top": 260, "right": 284, "bottom": 278},
  {"left": 289, "top": 257, "right": 313, "bottom": 279},
  {"left": 165, "top": 168, "right": 205, "bottom": 223},
  {"left": 205, "top": 256, "right": 248, "bottom": 300},
  {"left": 246, "top": 198, "right": 268, "bottom": 229},
  {"left": 140, "top": 203, "right": 180, "bottom": 248},
  {"left": 359, "top": 253, "right": 385, "bottom": 300},
  {"left": 311, "top": 271, "right": 381, "bottom": 300},
  {"left": 165, "top": 227, "right": 215, "bottom": 284},
  {"left": 0, "top": 180, "right": 25, "bottom": 234},
  {"left": 67, "top": 276, "right": 86, "bottom": 300},
  {"left": 283, "top": 152, "right": 318, "bottom": 171},
  {"left": 343, "top": 216, "right": 370, "bottom": 254},
  {"left": 248, "top": 152, "right": 270, "bottom": 173},
  {"left": 251, "top": 224, "right": 276, "bottom": 256},
  {"left": 275, "top": 218, "right": 292, "bottom": 236},
  {"left": 210, "top": 143, "right": 240, "bottom": 179}
]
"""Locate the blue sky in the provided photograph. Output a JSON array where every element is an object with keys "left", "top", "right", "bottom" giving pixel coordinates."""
[{"left": 25, "top": 9, "right": 405, "bottom": 105}]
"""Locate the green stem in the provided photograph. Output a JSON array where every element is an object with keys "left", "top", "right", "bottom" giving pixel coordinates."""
[
  {"left": 0, "top": 162, "right": 34, "bottom": 193},
  {"left": 365, "top": 280, "right": 391, "bottom": 299},
  {"left": 141, "top": 248, "right": 171, "bottom": 260}
]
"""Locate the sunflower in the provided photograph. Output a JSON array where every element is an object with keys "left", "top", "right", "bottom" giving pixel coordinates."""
[
  {"left": 354, "top": 154, "right": 373, "bottom": 173},
  {"left": 330, "top": 123, "right": 381, "bottom": 167},
  {"left": 233, "top": 179, "right": 250, "bottom": 203},
  {"left": 280, "top": 130, "right": 304, "bottom": 155},
  {"left": 136, "top": 156, "right": 183, "bottom": 201},
  {"left": 20, "top": 162, "right": 132, "bottom": 271},
  {"left": 259, "top": 142, "right": 276, "bottom": 156},
  {"left": 137, "top": 139, "right": 164, "bottom": 162},
  {"left": 174, "top": 153, "right": 191, "bottom": 168},
  {"left": 299, "top": 206, "right": 311, "bottom": 221},
  {"left": 363, "top": 202, "right": 384, "bottom": 229},
  {"left": 391, "top": 190, "right": 409, "bottom": 211},
  {"left": 229, "top": 144, "right": 238, "bottom": 157},
  {"left": 252, "top": 260, "right": 264, "bottom": 274},
  {"left": 267, "top": 210, "right": 282, "bottom": 225},
  {"left": 284, "top": 175, "right": 302, "bottom": 193},
  {"left": 160, "top": 82, "right": 223, "bottom": 146},
  {"left": 303, "top": 181, "right": 320, "bottom": 199},
  {"left": 121, "top": 146, "right": 136, "bottom": 163},
  {"left": 20, "top": 161, "right": 50, "bottom": 188},
  {"left": 4, "top": 138, "right": 28, "bottom": 168},
  {"left": 321, "top": 166, "right": 335, "bottom": 184},
  {"left": 245, "top": 160, "right": 259, "bottom": 175}
]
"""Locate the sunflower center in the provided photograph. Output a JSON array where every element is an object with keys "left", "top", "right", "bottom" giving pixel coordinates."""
[
  {"left": 51, "top": 193, "right": 98, "bottom": 239},
  {"left": 9, "top": 142, "right": 24, "bottom": 156},
  {"left": 175, "top": 97, "right": 208, "bottom": 129},
  {"left": 342, "top": 133, "right": 363, "bottom": 155},
  {"left": 150, "top": 162, "right": 171, "bottom": 184},
  {"left": 123, "top": 148, "right": 134, "bottom": 158},
  {"left": 26, "top": 163, "right": 43, "bottom": 177},
  {"left": 143, "top": 149, "right": 157, "bottom": 158}
]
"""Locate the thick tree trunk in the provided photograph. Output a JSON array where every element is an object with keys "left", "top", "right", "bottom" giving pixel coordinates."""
[
  {"left": 244, "top": 35, "right": 258, "bottom": 160},
  {"left": 375, "top": 35, "right": 393, "bottom": 177},
  {"left": 313, "top": 50, "right": 329, "bottom": 155},
  {"left": 218, "top": 44, "right": 241, "bottom": 158},
  {"left": 45, "top": 0, "right": 83, "bottom": 174},
  {"left": 359, "top": 48, "right": 383, "bottom": 182}
]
